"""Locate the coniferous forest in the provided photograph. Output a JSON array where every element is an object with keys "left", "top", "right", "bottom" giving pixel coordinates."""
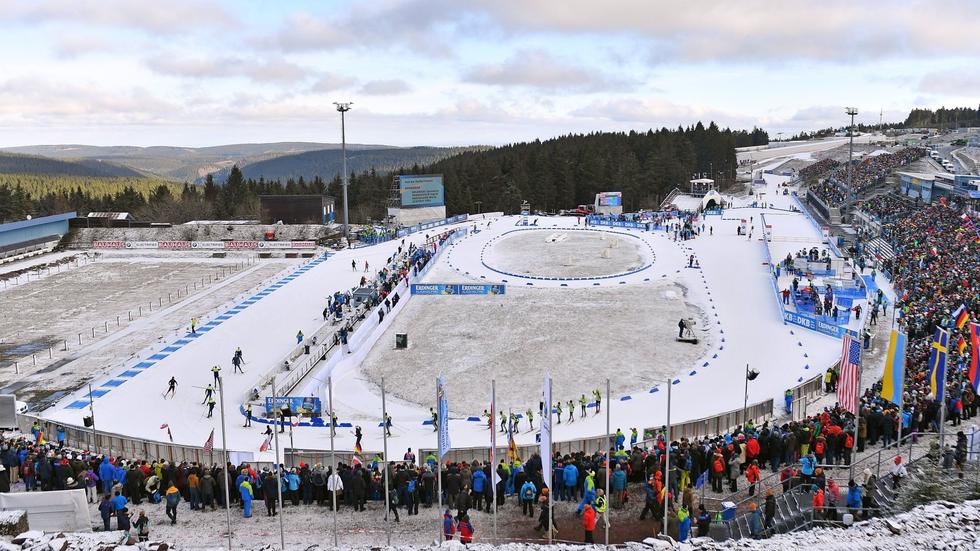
[{"left": 0, "top": 122, "right": 766, "bottom": 224}]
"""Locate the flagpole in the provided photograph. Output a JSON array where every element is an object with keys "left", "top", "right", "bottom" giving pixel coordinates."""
[
  {"left": 604, "top": 378, "right": 611, "bottom": 545},
  {"left": 492, "top": 381, "right": 498, "bottom": 545},
  {"left": 546, "top": 375, "right": 553, "bottom": 545},
  {"left": 217, "top": 376, "right": 233, "bottom": 551},
  {"left": 271, "top": 375, "right": 286, "bottom": 551},
  {"left": 663, "top": 379, "right": 671, "bottom": 536},
  {"left": 382, "top": 376, "right": 391, "bottom": 546},
  {"left": 437, "top": 377, "right": 443, "bottom": 545},
  {"left": 328, "top": 376, "right": 337, "bottom": 548}
]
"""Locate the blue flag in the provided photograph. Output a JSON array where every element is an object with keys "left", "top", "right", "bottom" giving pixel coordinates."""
[
  {"left": 437, "top": 376, "right": 451, "bottom": 456},
  {"left": 695, "top": 470, "right": 709, "bottom": 489}
]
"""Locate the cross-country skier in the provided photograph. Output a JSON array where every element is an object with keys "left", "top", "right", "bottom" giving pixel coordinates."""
[
  {"left": 164, "top": 377, "right": 177, "bottom": 398},
  {"left": 206, "top": 396, "right": 216, "bottom": 418},
  {"left": 499, "top": 411, "right": 506, "bottom": 433},
  {"left": 244, "top": 403, "right": 252, "bottom": 427},
  {"left": 211, "top": 365, "right": 221, "bottom": 386},
  {"left": 567, "top": 400, "right": 574, "bottom": 423},
  {"left": 355, "top": 426, "right": 362, "bottom": 450},
  {"left": 384, "top": 414, "right": 392, "bottom": 436},
  {"left": 351, "top": 259, "right": 356, "bottom": 272},
  {"left": 556, "top": 402, "right": 563, "bottom": 424},
  {"left": 525, "top": 409, "right": 534, "bottom": 431},
  {"left": 430, "top": 408, "right": 438, "bottom": 432},
  {"left": 202, "top": 384, "right": 214, "bottom": 404},
  {"left": 330, "top": 412, "right": 338, "bottom": 437},
  {"left": 593, "top": 389, "right": 602, "bottom": 414},
  {"left": 190, "top": 318, "right": 197, "bottom": 334},
  {"left": 580, "top": 395, "right": 587, "bottom": 418},
  {"left": 232, "top": 353, "right": 244, "bottom": 374}
]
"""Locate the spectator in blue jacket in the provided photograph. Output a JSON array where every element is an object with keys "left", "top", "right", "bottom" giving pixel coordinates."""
[
  {"left": 610, "top": 463, "right": 627, "bottom": 509},
  {"left": 846, "top": 479, "right": 863, "bottom": 517},
  {"left": 800, "top": 452, "right": 816, "bottom": 489},
  {"left": 98, "top": 457, "right": 115, "bottom": 495},
  {"left": 563, "top": 462, "right": 579, "bottom": 502}
]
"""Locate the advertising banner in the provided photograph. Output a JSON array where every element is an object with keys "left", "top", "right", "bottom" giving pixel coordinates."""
[
  {"left": 783, "top": 311, "right": 857, "bottom": 339},
  {"left": 158, "top": 240, "right": 191, "bottom": 250},
  {"left": 264, "top": 396, "right": 322, "bottom": 416},
  {"left": 225, "top": 241, "right": 258, "bottom": 249},
  {"left": 411, "top": 283, "right": 505, "bottom": 295},
  {"left": 125, "top": 241, "right": 158, "bottom": 249},
  {"left": 92, "top": 240, "right": 125, "bottom": 249},
  {"left": 191, "top": 241, "right": 226, "bottom": 249},
  {"left": 398, "top": 174, "right": 445, "bottom": 208}
]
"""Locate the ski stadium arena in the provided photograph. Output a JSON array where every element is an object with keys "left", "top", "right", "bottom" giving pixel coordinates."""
[{"left": 4, "top": 173, "right": 870, "bottom": 466}]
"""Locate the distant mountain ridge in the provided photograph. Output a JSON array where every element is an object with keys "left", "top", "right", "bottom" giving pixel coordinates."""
[
  {"left": 0, "top": 142, "right": 467, "bottom": 184},
  {"left": 225, "top": 146, "right": 473, "bottom": 184},
  {"left": 0, "top": 152, "right": 145, "bottom": 178}
]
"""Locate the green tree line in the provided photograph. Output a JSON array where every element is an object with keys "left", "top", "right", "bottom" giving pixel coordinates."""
[{"left": 2, "top": 122, "right": 762, "bottom": 224}]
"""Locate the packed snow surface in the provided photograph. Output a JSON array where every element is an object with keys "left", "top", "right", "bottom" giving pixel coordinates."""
[
  {"left": 483, "top": 230, "right": 646, "bottom": 278},
  {"left": 360, "top": 281, "right": 709, "bottom": 415}
]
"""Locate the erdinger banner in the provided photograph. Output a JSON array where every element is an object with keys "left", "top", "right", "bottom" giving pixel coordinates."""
[
  {"left": 411, "top": 284, "right": 506, "bottom": 295},
  {"left": 92, "top": 240, "right": 317, "bottom": 250}
]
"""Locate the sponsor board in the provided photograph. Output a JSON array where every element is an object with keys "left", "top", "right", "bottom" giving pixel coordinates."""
[
  {"left": 92, "top": 240, "right": 124, "bottom": 249},
  {"left": 264, "top": 396, "right": 322, "bottom": 416},
  {"left": 191, "top": 241, "right": 226, "bottom": 249},
  {"left": 125, "top": 241, "right": 159, "bottom": 249},
  {"left": 411, "top": 283, "right": 505, "bottom": 296},
  {"left": 783, "top": 310, "right": 857, "bottom": 339}
]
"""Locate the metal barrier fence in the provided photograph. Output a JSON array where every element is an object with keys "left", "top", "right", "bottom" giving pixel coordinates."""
[
  {"left": 420, "top": 399, "right": 774, "bottom": 465},
  {"left": 15, "top": 413, "right": 224, "bottom": 466}
]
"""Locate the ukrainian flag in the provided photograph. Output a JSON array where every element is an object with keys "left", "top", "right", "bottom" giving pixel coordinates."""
[
  {"left": 929, "top": 326, "right": 949, "bottom": 401},
  {"left": 881, "top": 330, "right": 907, "bottom": 408}
]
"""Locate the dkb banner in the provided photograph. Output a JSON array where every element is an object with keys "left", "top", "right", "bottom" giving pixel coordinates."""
[
  {"left": 264, "top": 396, "right": 322, "bottom": 416},
  {"left": 411, "top": 283, "right": 506, "bottom": 295}
]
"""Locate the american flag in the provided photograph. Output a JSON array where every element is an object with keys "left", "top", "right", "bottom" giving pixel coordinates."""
[
  {"left": 838, "top": 335, "right": 861, "bottom": 414},
  {"left": 203, "top": 429, "right": 215, "bottom": 454}
]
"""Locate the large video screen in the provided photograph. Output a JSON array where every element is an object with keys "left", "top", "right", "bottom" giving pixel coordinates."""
[
  {"left": 399, "top": 175, "right": 445, "bottom": 208},
  {"left": 597, "top": 192, "right": 622, "bottom": 206}
]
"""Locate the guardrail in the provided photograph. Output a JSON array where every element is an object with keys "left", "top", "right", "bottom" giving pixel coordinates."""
[{"left": 420, "top": 398, "right": 774, "bottom": 465}]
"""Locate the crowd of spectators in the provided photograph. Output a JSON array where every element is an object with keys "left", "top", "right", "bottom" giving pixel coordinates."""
[
  {"left": 856, "top": 194, "right": 918, "bottom": 226},
  {"left": 885, "top": 204, "right": 979, "bottom": 429},
  {"left": 830, "top": 148, "right": 926, "bottom": 196},
  {"left": 799, "top": 158, "right": 840, "bottom": 182}
]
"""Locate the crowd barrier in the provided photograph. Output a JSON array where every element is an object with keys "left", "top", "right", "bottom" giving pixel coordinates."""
[
  {"left": 793, "top": 195, "right": 827, "bottom": 237},
  {"left": 394, "top": 214, "right": 469, "bottom": 238},
  {"left": 91, "top": 240, "right": 316, "bottom": 250},
  {"left": 420, "top": 399, "right": 774, "bottom": 464}
]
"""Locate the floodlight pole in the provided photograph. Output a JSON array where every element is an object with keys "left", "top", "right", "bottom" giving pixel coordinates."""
[
  {"left": 846, "top": 107, "right": 858, "bottom": 195},
  {"left": 334, "top": 102, "right": 353, "bottom": 247}
]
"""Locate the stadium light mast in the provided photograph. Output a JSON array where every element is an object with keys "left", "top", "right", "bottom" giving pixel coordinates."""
[
  {"left": 334, "top": 102, "right": 353, "bottom": 247},
  {"left": 845, "top": 107, "right": 858, "bottom": 194}
]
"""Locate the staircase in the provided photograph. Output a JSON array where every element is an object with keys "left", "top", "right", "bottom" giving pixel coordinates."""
[
  {"left": 715, "top": 432, "right": 942, "bottom": 541},
  {"left": 865, "top": 237, "right": 896, "bottom": 263}
]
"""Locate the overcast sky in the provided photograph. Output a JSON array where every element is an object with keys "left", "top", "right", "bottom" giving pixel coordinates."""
[{"left": 0, "top": 0, "right": 977, "bottom": 148}]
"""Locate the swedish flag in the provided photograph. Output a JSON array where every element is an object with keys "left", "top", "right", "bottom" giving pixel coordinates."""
[{"left": 929, "top": 326, "right": 949, "bottom": 402}]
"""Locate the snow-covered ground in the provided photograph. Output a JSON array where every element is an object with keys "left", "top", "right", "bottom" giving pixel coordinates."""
[
  {"left": 25, "top": 174, "right": 865, "bottom": 461},
  {"left": 0, "top": 254, "right": 298, "bottom": 402},
  {"left": 484, "top": 230, "right": 647, "bottom": 278},
  {"left": 7, "top": 497, "right": 980, "bottom": 550}
]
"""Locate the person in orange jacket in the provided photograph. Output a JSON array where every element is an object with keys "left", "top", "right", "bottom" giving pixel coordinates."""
[
  {"left": 746, "top": 460, "right": 762, "bottom": 496},
  {"left": 583, "top": 503, "right": 596, "bottom": 544},
  {"left": 811, "top": 484, "right": 824, "bottom": 520}
]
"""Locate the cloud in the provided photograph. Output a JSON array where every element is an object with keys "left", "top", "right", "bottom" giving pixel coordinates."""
[
  {"left": 462, "top": 0, "right": 980, "bottom": 63},
  {"left": 267, "top": 3, "right": 458, "bottom": 57},
  {"left": 311, "top": 74, "right": 358, "bottom": 93},
  {"left": 463, "top": 50, "right": 635, "bottom": 93},
  {"left": 359, "top": 79, "right": 412, "bottom": 96},
  {"left": 918, "top": 69, "right": 980, "bottom": 97},
  {"left": 0, "top": 77, "right": 180, "bottom": 124},
  {"left": 569, "top": 97, "right": 748, "bottom": 128},
  {"left": 4, "top": 0, "right": 236, "bottom": 33},
  {"left": 51, "top": 34, "right": 115, "bottom": 58},
  {"left": 145, "top": 55, "right": 308, "bottom": 83}
]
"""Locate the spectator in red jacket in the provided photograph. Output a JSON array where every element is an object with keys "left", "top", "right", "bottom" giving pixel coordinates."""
[{"left": 583, "top": 503, "right": 596, "bottom": 543}]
